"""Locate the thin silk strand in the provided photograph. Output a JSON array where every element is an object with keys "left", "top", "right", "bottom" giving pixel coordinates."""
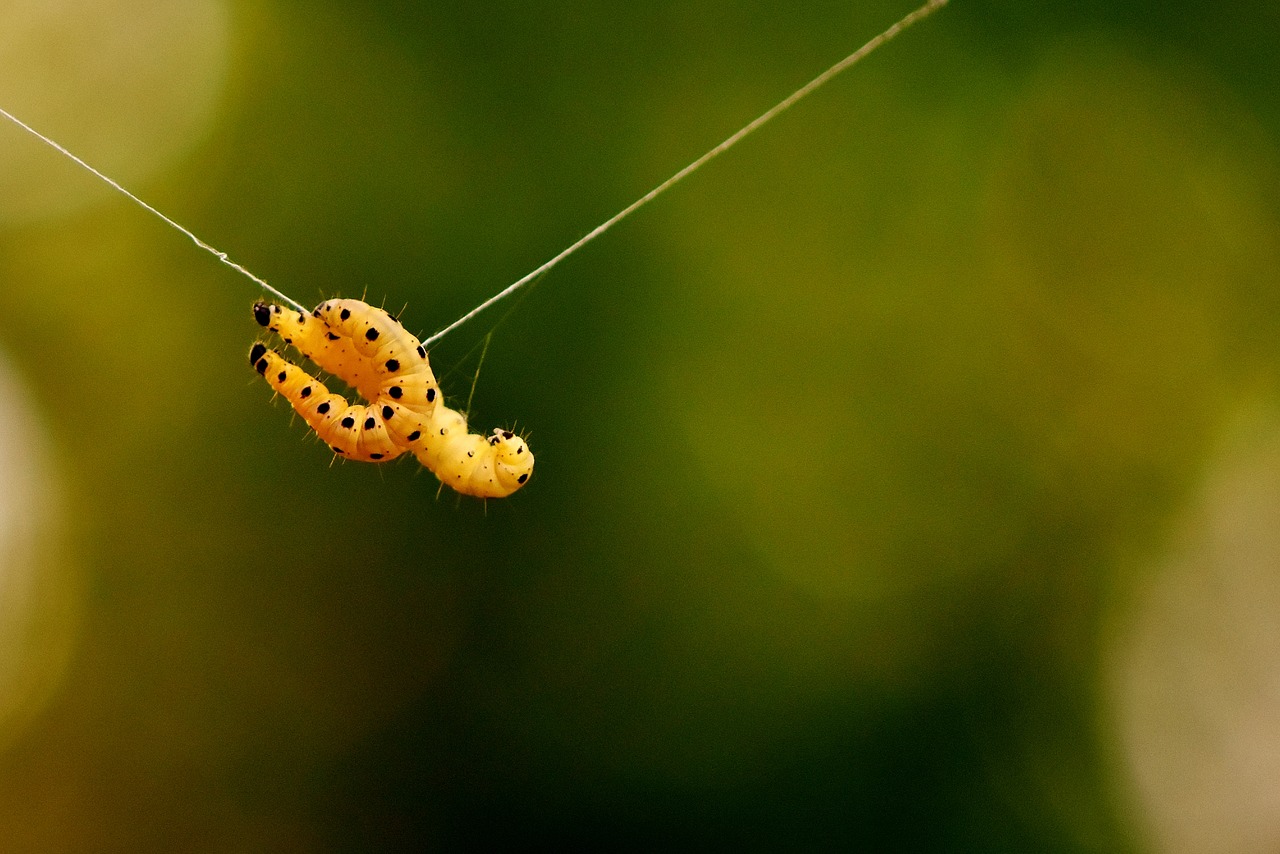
[
  {"left": 0, "top": 106, "right": 307, "bottom": 314},
  {"left": 421, "top": 0, "right": 949, "bottom": 346}
]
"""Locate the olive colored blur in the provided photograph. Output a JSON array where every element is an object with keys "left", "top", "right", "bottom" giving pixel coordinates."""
[{"left": 0, "top": 0, "right": 1277, "bottom": 850}]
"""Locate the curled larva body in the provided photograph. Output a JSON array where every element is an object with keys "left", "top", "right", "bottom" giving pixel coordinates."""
[{"left": 250, "top": 299, "right": 534, "bottom": 497}]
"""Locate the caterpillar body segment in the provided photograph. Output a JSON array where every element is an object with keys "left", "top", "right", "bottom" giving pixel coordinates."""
[
  {"left": 250, "top": 299, "right": 535, "bottom": 498},
  {"left": 311, "top": 299, "right": 443, "bottom": 415},
  {"left": 378, "top": 371, "right": 441, "bottom": 417},
  {"left": 378, "top": 400, "right": 436, "bottom": 450},
  {"left": 314, "top": 299, "right": 426, "bottom": 364},
  {"left": 412, "top": 405, "right": 468, "bottom": 476},
  {"left": 248, "top": 342, "right": 403, "bottom": 462}
]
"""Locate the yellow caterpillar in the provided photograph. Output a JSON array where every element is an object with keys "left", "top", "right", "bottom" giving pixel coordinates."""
[{"left": 250, "top": 299, "right": 533, "bottom": 498}]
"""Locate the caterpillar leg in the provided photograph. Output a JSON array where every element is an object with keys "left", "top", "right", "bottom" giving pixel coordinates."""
[{"left": 249, "top": 342, "right": 403, "bottom": 463}]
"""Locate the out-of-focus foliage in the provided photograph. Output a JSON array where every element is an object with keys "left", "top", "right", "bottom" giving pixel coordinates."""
[{"left": 0, "top": 0, "right": 1276, "bottom": 850}]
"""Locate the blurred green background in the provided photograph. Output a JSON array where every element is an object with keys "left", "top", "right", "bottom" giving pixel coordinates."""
[{"left": 0, "top": 0, "right": 1278, "bottom": 850}]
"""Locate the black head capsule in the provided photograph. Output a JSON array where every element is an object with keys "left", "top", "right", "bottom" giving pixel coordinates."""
[
  {"left": 252, "top": 303, "right": 272, "bottom": 327},
  {"left": 248, "top": 342, "right": 267, "bottom": 365}
]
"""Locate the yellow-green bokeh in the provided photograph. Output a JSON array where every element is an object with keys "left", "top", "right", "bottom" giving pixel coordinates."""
[{"left": 0, "top": 0, "right": 1277, "bottom": 850}]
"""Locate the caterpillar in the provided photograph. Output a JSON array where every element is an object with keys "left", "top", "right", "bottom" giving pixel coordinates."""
[{"left": 250, "top": 299, "right": 533, "bottom": 499}]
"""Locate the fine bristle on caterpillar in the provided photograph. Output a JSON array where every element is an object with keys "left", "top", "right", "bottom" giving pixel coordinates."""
[{"left": 250, "top": 299, "right": 533, "bottom": 498}]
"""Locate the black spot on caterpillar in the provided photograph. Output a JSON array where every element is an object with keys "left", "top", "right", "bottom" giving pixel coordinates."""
[{"left": 250, "top": 298, "right": 534, "bottom": 498}]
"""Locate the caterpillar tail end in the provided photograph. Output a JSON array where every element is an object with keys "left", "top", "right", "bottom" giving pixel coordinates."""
[{"left": 249, "top": 341, "right": 269, "bottom": 371}]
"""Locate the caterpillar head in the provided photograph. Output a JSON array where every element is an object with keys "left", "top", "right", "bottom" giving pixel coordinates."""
[
  {"left": 489, "top": 428, "right": 534, "bottom": 494},
  {"left": 248, "top": 341, "right": 270, "bottom": 372}
]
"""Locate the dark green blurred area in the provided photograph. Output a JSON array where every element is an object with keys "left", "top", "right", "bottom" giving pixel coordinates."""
[{"left": 0, "top": 0, "right": 1277, "bottom": 850}]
